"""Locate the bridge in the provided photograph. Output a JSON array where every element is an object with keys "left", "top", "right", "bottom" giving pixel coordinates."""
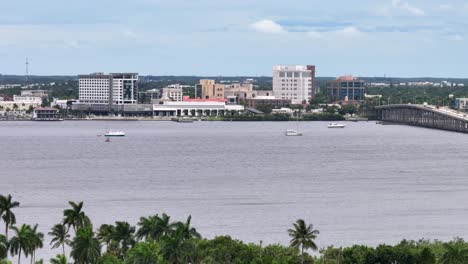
[{"left": 375, "top": 104, "right": 468, "bottom": 133}]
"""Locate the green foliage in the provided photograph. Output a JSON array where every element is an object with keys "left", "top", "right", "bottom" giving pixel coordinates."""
[
  {"left": 63, "top": 201, "right": 91, "bottom": 232},
  {"left": 50, "top": 254, "right": 69, "bottom": 264},
  {"left": 125, "top": 242, "right": 160, "bottom": 264},
  {"left": 98, "top": 253, "right": 124, "bottom": 264},
  {"left": 70, "top": 225, "right": 101, "bottom": 264},
  {"left": 0, "top": 235, "right": 7, "bottom": 260},
  {"left": 0, "top": 194, "right": 20, "bottom": 239},
  {"left": 49, "top": 223, "right": 71, "bottom": 256}
]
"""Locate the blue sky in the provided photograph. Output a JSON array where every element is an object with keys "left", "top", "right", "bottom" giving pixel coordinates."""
[{"left": 1, "top": 0, "right": 467, "bottom": 77}]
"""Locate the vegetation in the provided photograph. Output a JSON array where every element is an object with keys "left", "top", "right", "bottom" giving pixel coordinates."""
[{"left": 2, "top": 193, "right": 468, "bottom": 264}]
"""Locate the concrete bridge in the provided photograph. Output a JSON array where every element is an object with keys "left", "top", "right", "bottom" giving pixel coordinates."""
[{"left": 375, "top": 104, "right": 468, "bottom": 133}]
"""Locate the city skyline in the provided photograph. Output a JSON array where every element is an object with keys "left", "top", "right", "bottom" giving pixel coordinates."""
[{"left": 1, "top": 0, "right": 468, "bottom": 77}]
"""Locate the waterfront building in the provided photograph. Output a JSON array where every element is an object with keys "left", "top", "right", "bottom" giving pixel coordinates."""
[
  {"left": 33, "top": 107, "right": 60, "bottom": 121},
  {"left": 153, "top": 100, "right": 243, "bottom": 117},
  {"left": 78, "top": 73, "right": 138, "bottom": 105},
  {"left": 139, "top": 89, "right": 161, "bottom": 104},
  {"left": 326, "top": 76, "right": 365, "bottom": 103},
  {"left": 455, "top": 98, "right": 468, "bottom": 110},
  {"left": 272, "top": 65, "right": 316, "bottom": 104},
  {"left": 198, "top": 79, "right": 225, "bottom": 99},
  {"left": 245, "top": 97, "right": 291, "bottom": 109}
]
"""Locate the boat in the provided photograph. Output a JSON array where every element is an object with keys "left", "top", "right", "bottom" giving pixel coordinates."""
[
  {"left": 285, "top": 129, "right": 303, "bottom": 136},
  {"left": 104, "top": 131, "right": 126, "bottom": 137},
  {"left": 327, "top": 123, "right": 346, "bottom": 128}
]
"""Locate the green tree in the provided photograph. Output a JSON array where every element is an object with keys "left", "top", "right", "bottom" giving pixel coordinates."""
[
  {"left": 440, "top": 240, "right": 468, "bottom": 264},
  {"left": 174, "top": 215, "right": 200, "bottom": 240},
  {"left": 136, "top": 214, "right": 175, "bottom": 242},
  {"left": 124, "top": 242, "right": 160, "bottom": 264},
  {"left": 288, "top": 219, "right": 319, "bottom": 264},
  {"left": 50, "top": 254, "right": 69, "bottom": 264},
  {"left": 97, "top": 224, "right": 115, "bottom": 250},
  {"left": 63, "top": 201, "right": 91, "bottom": 233},
  {"left": 110, "top": 222, "right": 135, "bottom": 258},
  {"left": 28, "top": 224, "right": 44, "bottom": 264},
  {"left": 49, "top": 223, "right": 71, "bottom": 256},
  {"left": 9, "top": 224, "right": 32, "bottom": 264},
  {"left": 70, "top": 226, "right": 101, "bottom": 264},
  {"left": 0, "top": 235, "right": 7, "bottom": 260},
  {"left": 98, "top": 253, "right": 123, "bottom": 264},
  {"left": 0, "top": 194, "right": 20, "bottom": 239},
  {"left": 159, "top": 234, "right": 194, "bottom": 264}
]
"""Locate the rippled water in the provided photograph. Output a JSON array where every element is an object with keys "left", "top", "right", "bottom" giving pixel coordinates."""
[{"left": 1, "top": 120, "right": 468, "bottom": 260}]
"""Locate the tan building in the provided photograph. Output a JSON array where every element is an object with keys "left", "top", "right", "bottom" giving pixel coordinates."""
[
  {"left": 198, "top": 79, "right": 225, "bottom": 99},
  {"left": 224, "top": 82, "right": 273, "bottom": 100}
]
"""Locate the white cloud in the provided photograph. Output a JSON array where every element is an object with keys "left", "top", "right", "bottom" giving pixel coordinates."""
[
  {"left": 393, "top": 0, "right": 425, "bottom": 16},
  {"left": 334, "top": 26, "right": 365, "bottom": 37},
  {"left": 250, "top": 20, "right": 286, "bottom": 34}
]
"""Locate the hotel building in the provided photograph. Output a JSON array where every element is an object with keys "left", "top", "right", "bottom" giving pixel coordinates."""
[
  {"left": 78, "top": 73, "right": 138, "bottom": 105},
  {"left": 272, "top": 65, "right": 316, "bottom": 104}
]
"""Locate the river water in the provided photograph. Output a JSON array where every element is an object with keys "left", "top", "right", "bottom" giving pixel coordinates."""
[{"left": 1, "top": 121, "right": 468, "bottom": 260}]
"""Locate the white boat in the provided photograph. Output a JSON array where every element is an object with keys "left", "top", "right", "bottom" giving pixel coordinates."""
[
  {"left": 285, "top": 129, "right": 303, "bottom": 136},
  {"left": 104, "top": 131, "right": 126, "bottom": 137},
  {"left": 327, "top": 123, "right": 346, "bottom": 128}
]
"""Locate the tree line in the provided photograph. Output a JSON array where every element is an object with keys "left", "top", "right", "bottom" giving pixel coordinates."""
[{"left": 2, "top": 194, "right": 468, "bottom": 264}]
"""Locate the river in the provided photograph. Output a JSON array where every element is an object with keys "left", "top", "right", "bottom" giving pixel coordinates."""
[{"left": 1, "top": 120, "right": 468, "bottom": 261}]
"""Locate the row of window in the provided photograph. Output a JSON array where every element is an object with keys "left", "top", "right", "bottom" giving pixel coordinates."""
[{"left": 278, "top": 72, "right": 313, "bottom": 78}]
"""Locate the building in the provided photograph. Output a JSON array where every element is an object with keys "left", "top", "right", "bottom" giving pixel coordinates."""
[
  {"left": 139, "top": 89, "right": 161, "bottom": 104},
  {"left": 21, "top": 90, "right": 49, "bottom": 98},
  {"left": 326, "top": 76, "right": 365, "bottom": 103},
  {"left": 224, "top": 82, "right": 273, "bottom": 100},
  {"left": 13, "top": 95, "right": 42, "bottom": 104},
  {"left": 244, "top": 97, "right": 291, "bottom": 109},
  {"left": 33, "top": 107, "right": 60, "bottom": 121},
  {"left": 197, "top": 79, "right": 225, "bottom": 99},
  {"left": 153, "top": 101, "right": 244, "bottom": 117},
  {"left": 272, "top": 65, "right": 316, "bottom": 104},
  {"left": 161, "top": 85, "right": 183, "bottom": 102},
  {"left": 455, "top": 98, "right": 468, "bottom": 110},
  {"left": 78, "top": 73, "right": 138, "bottom": 105}
]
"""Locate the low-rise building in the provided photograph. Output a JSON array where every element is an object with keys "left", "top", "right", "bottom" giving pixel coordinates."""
[
  {"left": 33, "top": 107, "right": 60, "bottom": 121},
  {"left": 153, "top": 101, "right": 243, "bottom": 117},
  {"left": 326, "top": 76, "right": 365, "bottom": 103},
  {"left": 224, "top": 82, "right": 273, "bottom": 100},
  {"left": 455, "top": 98, "right": 468, "bottom": 110},
  {"left": 244, "top": 97, "right": 291, "bottom": 109},
  {"left": 161, "top": 85, "right": 183, "bottom": 102},
  {"left": 13, "top": 95, "right": 42, "bottom": 104},
  {"left": 21, "top": 90, "right": 49, "bottom": 98},
  {"left": 197, "top": 79, "right": 225, "bottom": 99}
]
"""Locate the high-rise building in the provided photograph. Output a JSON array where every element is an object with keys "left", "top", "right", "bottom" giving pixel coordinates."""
[
  {"left": 198, "top": 79, "right": 225, "bottom": 99},
  {"left": 78, "top": 73, "right": 138, "bottom": 105},
  {"left": 326, "top": 76, "right": 365, "bottom": 103},
  {"left": 272, "top": 65, "right": 316, "bottom": 104}
]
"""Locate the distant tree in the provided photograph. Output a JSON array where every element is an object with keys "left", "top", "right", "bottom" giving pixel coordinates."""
[
  {"left": 288, "top": 219, "right": 319, "bottom": 264},
  {"left": 440, "top": 240, "right": 468, "bottom": 264},
  {"left": 63, "top": 201, "right": 91, "bottom": 233},
  {"left": 49, "top": 223, "right": 71, "bottom": 256},
  {"left": 0, "top": 194, "right": 20, "bottom": 239}
]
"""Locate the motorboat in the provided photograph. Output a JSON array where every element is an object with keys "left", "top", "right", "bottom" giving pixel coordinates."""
[
  {"left": 327, "top": 123, "right": 346, "bottom": 128},
  {"left": 285, "top": 129, "right": 303, "bottom": 136},
  {"left": 105, "top": 131, "right": 126, "bottom": 137}
]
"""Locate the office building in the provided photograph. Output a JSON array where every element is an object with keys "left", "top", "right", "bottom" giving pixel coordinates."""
[
  {"left": 224, "top": 82, "right": 273, "bottom": 100},
  {"left": 78, "top": 73, "right": 138, "bottom": 105},
  {"left": 161, "top": 84, "right": 184, "bottom": 102},
  {"left": 197, "top": 79, "right": 225, "bottom": 99},
  {"left": 455, "top": 98, "right": 468, "bottom": 110},
  {"left": 326, "top": 76, "right": 365, "bottom": 103},
  {"left": 272, "top": 65, "right": 316, "bottom": 104}
]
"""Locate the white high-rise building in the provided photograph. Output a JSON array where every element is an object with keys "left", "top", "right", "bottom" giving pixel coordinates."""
[
  {"left": 272, "top": 65, "right": 316, "bottom": 104},
  {"left": 78, "top": 73, "right": 138, "bottom": 105}
]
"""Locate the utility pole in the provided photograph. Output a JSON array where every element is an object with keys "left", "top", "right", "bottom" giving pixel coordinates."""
[{"left": 25, "top": 58, "right": 30, "bottom": 88}]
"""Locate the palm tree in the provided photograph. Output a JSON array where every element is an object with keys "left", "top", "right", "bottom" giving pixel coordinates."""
[
  {"left": 96, "top": 224, "right": 114, "bottom": 249},
  {"left": 0, "top": 195, "right": 20, "bottom": 239},
  {"left": 27, "top": 224, "right": 43, "bottom": 264},
  {"left": 9, "top": 224, "right": 32, "bottom": 264},
  {"left": 0, "top": 234, "right": 8, "bottom": 260},
  {"left": 288, "top": 219, "right": 319, "bottom": 264},
  {"left": 440, "top": 240, "right": 468, "bottom": 264},
  {"left": 70, "top": 225, "right": 101, "bottom": 264},
  {"left": 174, "top": 215, "right": 201, "bottom": 240},
  {"left": 110, "top": 222, "right": 135, "bottom": 257},
  {"left": 63, "top": 202, "right": 91, "bottom": 233},
  {"left": 136, "top": 214, "right": 175, "bottom": 242},
  {"left": 159, "top": 232, "right": 195, "bottom": 264},
  {"left": 49, "top": 224, "right": 71, "bottom": 256},
  {"left": 50, "top": 254, "right": 69, "bottom": 264}
]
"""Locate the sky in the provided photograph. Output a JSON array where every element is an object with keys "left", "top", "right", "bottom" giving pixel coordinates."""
[{"left": 0, "top": 0, "right": 467, "bottom": 77}]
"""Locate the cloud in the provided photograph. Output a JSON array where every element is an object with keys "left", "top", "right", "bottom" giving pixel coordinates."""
[
  {"left": 334, "top": 26, "right": 365, "bottom": 37},
  {"left": 250, "top": 20, "right": 286, "bottom": 34},
  {"left": 391, "top": 0, "right": 425, "bottom": 16},
  {"left": 439, "top": 4, "right": 452, "bottom": 10}
]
